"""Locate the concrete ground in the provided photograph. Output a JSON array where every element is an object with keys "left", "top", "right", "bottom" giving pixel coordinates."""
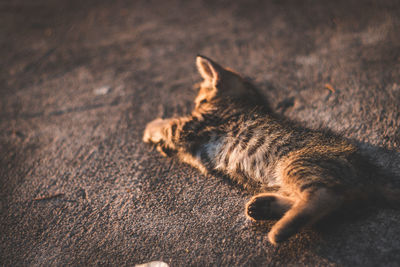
[{"left": 1, "top": 0, "right": 400, "bottom": 266}]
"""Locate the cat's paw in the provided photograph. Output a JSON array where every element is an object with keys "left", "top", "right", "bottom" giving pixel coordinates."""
[
  {"left": 143, "top": 118, "right": 170, "bottom": 144},
  {"left": 245, "top": 194, "right": 292, "bottom": 221},
  {"left": 268, "top": 225, "right": 293, "bottom": 245},
  {"left": 246, "top": 195, "right": 278, "bottom": 221}
]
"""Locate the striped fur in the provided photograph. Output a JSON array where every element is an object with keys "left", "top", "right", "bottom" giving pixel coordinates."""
[{"left": 143, "top": 56, "right": 398, "bottom": 244}]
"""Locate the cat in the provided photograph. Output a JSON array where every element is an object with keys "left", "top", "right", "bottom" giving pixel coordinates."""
[{"left": 143, "top": 55, "right": 399, "bottom": 245}]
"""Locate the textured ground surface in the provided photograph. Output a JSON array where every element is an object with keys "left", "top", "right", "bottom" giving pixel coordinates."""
[{"left": 1, "top": 0, "right": 400, "bottom": 266}]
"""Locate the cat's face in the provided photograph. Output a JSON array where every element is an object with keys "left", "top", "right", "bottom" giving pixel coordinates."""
[{"left": 194, "top": 56, "right": 264, "bottom": 112}]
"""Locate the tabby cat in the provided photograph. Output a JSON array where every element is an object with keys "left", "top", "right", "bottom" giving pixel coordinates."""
[{"left": 143, "top": 55, "right": 397, "bottom": 244}]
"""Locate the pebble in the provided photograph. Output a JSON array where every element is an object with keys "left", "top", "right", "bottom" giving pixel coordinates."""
[{"left": 94, "top": 86, "right": 111, "bottom": 95}]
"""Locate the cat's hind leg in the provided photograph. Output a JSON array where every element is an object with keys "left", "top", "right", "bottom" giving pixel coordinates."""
[
  {"left": 267, "top": 188, "right": 342, "bottom": 245},
  {"left": 245, "top": 193, "right": 294, "bottom": 221}
]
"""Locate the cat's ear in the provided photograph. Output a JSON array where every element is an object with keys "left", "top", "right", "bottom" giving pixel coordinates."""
[{"left": 196, "top": 55, "right": 224, "bottom": 86}]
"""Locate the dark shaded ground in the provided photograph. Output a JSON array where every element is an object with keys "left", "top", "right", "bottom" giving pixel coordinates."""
[{"left": 1, "top": 0, "right": 400, "bottom": 266}]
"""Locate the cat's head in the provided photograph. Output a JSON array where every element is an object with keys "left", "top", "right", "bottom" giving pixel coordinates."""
[{"left": 194, "top": 55, "right": 266, "bottom": 113}]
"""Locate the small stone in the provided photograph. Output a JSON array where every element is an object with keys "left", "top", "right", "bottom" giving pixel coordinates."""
[
  {"left": 94, "top": 86, "right": 111, "bottom": 95},
  {"left": 135, "top": 261, "right": 169, "bottom": 267}
]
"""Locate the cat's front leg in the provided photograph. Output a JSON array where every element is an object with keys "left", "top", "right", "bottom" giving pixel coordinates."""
[
  {"left": 143, "top": 118, "right": 171, "bottom": 144},
  {"left": 143, "top": 118, "right": 177, "bottom": 156}
]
